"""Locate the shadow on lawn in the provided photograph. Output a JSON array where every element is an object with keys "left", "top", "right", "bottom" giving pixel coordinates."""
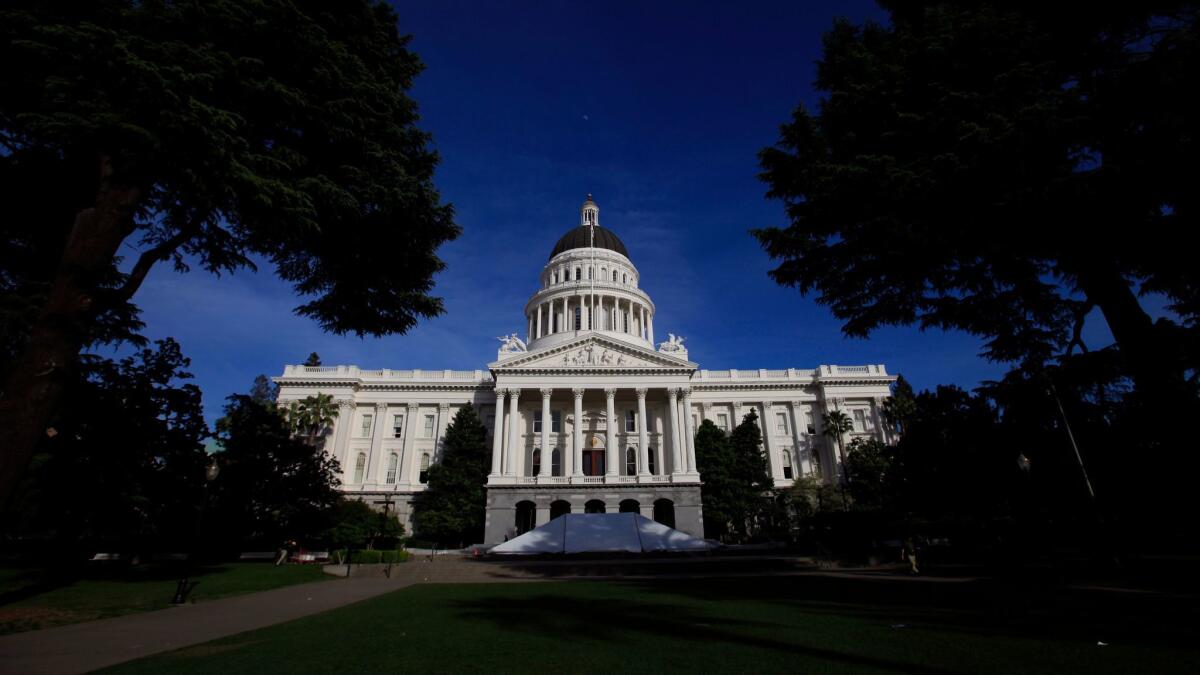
[
  {"left": 0, "top": 564, "right": 235, "bottom": 607},
  {"left": 621, "top": 574, "right": 1200, "bottom": 650},
  {"left": 452, "top": 593, "right": 962, "bottom": 675}
]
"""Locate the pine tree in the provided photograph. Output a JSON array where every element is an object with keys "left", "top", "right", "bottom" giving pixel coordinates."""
[
  {"left": 726, "top": 409, "right": 774, "bottom": 540},
  {"left": 303, "top": 353, "right": 322, "bottom": 368},
  {"left": 693, "top": 419, "right": 735, "bottom": 540},
  {"left": 411, "top": 404, "right": 489, "bottom": 546}
]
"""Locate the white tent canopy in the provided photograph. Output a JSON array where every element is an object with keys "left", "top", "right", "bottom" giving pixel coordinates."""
[{"left": 490, "top": 513, "right": 715, "bottom": 555}]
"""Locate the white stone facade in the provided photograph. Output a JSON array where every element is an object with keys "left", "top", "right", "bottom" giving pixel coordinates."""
[{"left": 275, "top": 196, "right": 896, "bottom": 544}]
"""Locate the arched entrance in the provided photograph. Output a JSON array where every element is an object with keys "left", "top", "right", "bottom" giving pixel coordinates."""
[
  {"left": 550, "top": 499, "right": 571, "bottom": 520},
  {"left": 584, "top": 499, "right": 606, "bottom": 514},
  {"left": 653, "top": 499, "right": 675, "bottom": 528},
  {"left": 514, "top": 500, "right": 536, "bottom": 536},
  {"left": 619, "top": 499, "right": 639, "bottom": 513}
]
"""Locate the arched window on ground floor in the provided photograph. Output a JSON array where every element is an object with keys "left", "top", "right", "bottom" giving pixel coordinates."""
[
  {"left": 619, "top": 499, "right": 639, "bottom": 514},
  {"left": 654, "top": 498, "right": 675, "bottom": 528},
  {"left": 584, "top": 499, "right": 606, "bottom": 514},
  {"left": 550, "top": 499, "right": 570, "bottom": 520},
  {"left": 514, "top": 500, "right": 536, "bottom": 536}
]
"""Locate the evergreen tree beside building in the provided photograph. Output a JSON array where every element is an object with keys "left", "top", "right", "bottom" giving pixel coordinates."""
[{"left": 412, "top": 404, "right": 489, "bottom": 547}]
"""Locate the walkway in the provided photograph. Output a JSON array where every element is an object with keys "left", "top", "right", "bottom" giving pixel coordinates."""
[{"left": 0, "top": 575, "right": 413, "bottom": 675}]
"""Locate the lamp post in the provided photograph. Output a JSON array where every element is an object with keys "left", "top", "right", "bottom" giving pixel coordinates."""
[{"left": 173, "top": 459, "right": 220, "bottom": 604}]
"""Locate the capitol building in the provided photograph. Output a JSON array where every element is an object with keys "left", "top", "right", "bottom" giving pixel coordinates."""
[{"left": 275, "top": 196, "right": 896, "bottom": 544}]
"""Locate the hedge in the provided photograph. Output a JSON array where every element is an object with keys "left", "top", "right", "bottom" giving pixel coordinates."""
[{"left": 335, "top": 549, "right": 410, "bottom": 564}]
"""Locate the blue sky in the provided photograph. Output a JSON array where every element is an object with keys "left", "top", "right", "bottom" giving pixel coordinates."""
[{"left": 122, "top": 1, "right": 1122, "bottom": 425}]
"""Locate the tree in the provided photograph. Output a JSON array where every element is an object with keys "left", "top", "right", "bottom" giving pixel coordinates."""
[
  {"left": 284, "top": 393, "right": 338, "bottom": 446},
  {"left": 695, "top": 413, "right": 774, "bottom": 542},
  {"left": 322, "top": 499, "right": 404, "bottom": 553},
  {"left": 5, "top": 338, "right": 208, "bottom": 550},
  {"left": 0, "top": 1, "right": 458, "bottom": 506},
  {"left": 210, "top": 394, "right": 341, "bottom": 549},
  {"left": 820, "top": 410, "right": 854, "bottom": 511},
  {"left": 843, "top": 438, "right": 894, "bottom": 511},
  {"left": 693, "top": 419, "right": 737, "bottom": 540},
  {"left": 304, "top": 353, "right": 323, "bottom": 368},
  {"left": 249, "top": 374, "right": 279, "bottom": 405},
  {"left": 882, "top": 375, "right": 917, "bottom": 436},
  {"left": 755, "top": 3, "right": 1198, "bottom": 410},
  {"left": 411, "top": 404, "right": 489, "bottom": 546}
]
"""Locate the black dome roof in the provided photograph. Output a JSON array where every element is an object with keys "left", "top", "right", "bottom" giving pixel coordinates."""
[{"left": 549, "top": 225, "right": 629, "bottom": 260}]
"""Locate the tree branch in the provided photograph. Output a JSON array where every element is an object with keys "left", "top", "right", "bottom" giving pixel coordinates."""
[{"left": 112, "top": 225, "right": 200, "bottom": 303}]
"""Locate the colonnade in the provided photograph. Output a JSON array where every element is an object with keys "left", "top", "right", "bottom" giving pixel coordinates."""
[
  {"left": 527, "top": 294, "right": 654, "bottom": 344},
  {"left": 488, "top": 386, "right": 698, "bottom": 481}
]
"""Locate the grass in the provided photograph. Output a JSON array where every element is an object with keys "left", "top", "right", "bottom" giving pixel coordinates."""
[
  {"left": 98, "top": 574, "right": 1197, "bottom": 674},
  {"left": 0, "top": 562, "right": 330, "bottom": 635}
]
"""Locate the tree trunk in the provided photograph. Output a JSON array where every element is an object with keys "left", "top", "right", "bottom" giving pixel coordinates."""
[{"left": 0, "top": 166, "right": 141, "bottom": 508}]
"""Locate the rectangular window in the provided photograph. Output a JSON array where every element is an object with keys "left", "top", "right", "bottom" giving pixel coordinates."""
[
  {"left": 776, "top": 412, "right": 789, "bottom": 436},
  {"left": 392, "top": 414, "right": 404, "bottom": 439},
  {"left": 534, "top": 413, "right": 542, "bottom": 433},
  {"left": 574, "top": 307, "right": 582, "bottom": 330},
  {"left": 782, "top": 450, "right": 794, "bottom": 479},
  {"left": 804, "top": 410, "right": 815, "bottom": 435},
  {"left": 717, "top": 413, "right": 729, "bottom": 432},
  {"left": 359, "top": 414, "right": 373, "bottom": 438},
  {"left": 423, "top": 414, "right": 435, "bottom": 438},
  {"left": 551, "top": 410, "right": 562, "bottom": 433},
  {"left": 852, "top": 409, "right": 867, "bottom": 432},
  {"left": 625, "top": 410, "right": 636, "bottom": 433}
]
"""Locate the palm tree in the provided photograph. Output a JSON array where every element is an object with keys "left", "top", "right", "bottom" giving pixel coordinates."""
[
  {"left": 287, "top": 393, "right": 338, "bottom": 446},
  {"left": 821, "top": 410, "right": 854, "bottom": 511}
]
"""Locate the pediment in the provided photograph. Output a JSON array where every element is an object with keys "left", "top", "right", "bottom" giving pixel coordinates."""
[{"left": 490, "top": 334, "right": 696, "bottom": 372}]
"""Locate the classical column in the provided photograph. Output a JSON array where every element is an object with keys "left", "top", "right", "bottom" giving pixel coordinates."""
[
  {"left": 648, "top": 314, "right": 655, "bottom": 346},
  {"left": 788, "top": 400, "right": 806, "bottom": 476},
  {"left": 760, "top": 402, "right": 782, "bottom": 480},
  {"left": 365, "top": 402, "right": 387, "bottom": 483},
  {"left": 636, "top": 388, "right": 650, "bottom": 476},
  {"left": 681, "top": 388, "right": 697, "bottom": 473},
  {"left": 434, "top": 403, "right": 450, "bottom": 462},
  {"left": 605, "top": 388, "right": 618, "bottom": 476},
  {"left": 399, "top": 402, "right": 420, "bottom": 483},
  {"left": 667, "top": 388, "right": 682, "bottom": 474},
  {"left": 490, "top": 391, "right": 504, "bottom": 476},
  {"left": 572, "top": 388, "right": 585, "bottom": 476},
  {"left": 540, "top": 388, "right": 553, "bottom": 477},
  {"left": 332, "top": 399, "right": 354, "bottom": 467},
  {"left": 640, "top": 305, "right": 647, "bottom": 340},
  {"left": 505, "top": 389, "right": 521, "bottom": 476},
  {"left": 871, "top": 396, "right": 887, "bottom": 443},
  {"left": 536, "top": 304, "right": 543, "bottom": 339}
]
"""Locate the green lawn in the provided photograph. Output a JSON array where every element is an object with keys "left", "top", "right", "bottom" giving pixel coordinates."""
[
  {"left": 99, "top": 574, "right": 1196, "bottom": 674},
  {"left": 0, "top": 562, "right": 330, "bottom": 635}
]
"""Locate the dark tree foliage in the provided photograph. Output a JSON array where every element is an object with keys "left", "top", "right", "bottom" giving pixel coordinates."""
[
  {"left": 843, "top": 438, "right": 896, "bottom": 511},
  {"left": 210, "top": 395, "right": 341, "bottom": 549},
  {"left": 882, "top": 374, "right": 917, "bottom": 436},
  {"left": 0, "top": 0, "right": 458, "bottom": 505},
  {"left": 411, "top": 404, "right": 489, "bottom": 546},
  {"left": 321, "top": 499, "right": 404, "bottom": 552},
  {"left": 756, "top": 2, "right": 1199, "bottom": 407},
  {"left": 694, "top": 413, "right": 774, "bottom": 542},
  {"left": 303, "top": 353, "right": 322, "bottom": 368},
  {"left": 249, "top": 374, "right": 279, "bottom": 405},
  {"left": 4, "top": 338, "right": 208, "bottom": 551}
]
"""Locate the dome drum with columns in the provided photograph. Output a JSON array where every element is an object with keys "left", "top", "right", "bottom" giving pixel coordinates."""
[{"left": 275, "top": 196, "right": 897, "bottom": 544}]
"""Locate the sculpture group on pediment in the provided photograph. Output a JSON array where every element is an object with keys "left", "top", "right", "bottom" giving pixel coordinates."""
[
  {"left": 497, "top": 333, "right": 527, "bottom": 354},
  {"left": 658, "top": 333, "right": 686, "bottom": 352},
  {"left": 562, "top": 345, "right": 629, "bottom": 366}
]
